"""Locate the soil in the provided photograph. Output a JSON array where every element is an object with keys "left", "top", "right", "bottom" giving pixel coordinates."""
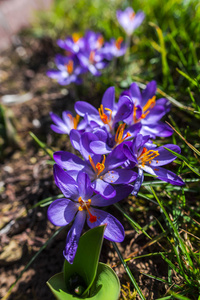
[{"left": 0, "top": 35, "right": 167, "bottom": 300}]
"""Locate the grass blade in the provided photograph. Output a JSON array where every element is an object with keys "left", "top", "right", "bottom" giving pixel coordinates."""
[
  {"left": 112, "top": 242, "right": 146, "bottom": 300},
  {"left": 114, "top": 203, "right": 152, "bottom": 239},
  {"left": 29, "top": 131, "right": 54, "bottom": 160}
]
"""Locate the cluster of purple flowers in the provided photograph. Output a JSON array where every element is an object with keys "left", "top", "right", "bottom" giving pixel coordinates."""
[
  {"left": 47, "top": 7, "right": 146, "bottom": 87},
  {"left": 47, "top": 31, "right": 127, "bottom": 85},
  {"left": 48, "top": 80, "right": 185, "bottom": 264}
]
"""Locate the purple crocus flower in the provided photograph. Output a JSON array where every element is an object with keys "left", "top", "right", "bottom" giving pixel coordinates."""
[
  {"left": 75, "top": 86, "right": 133, "bottom": 134},
  {"left": 48, "top": 166, "right": 133, "bottom": 263},
  {"left": 57, "top": 33, "right": 84, "bottom": 55},
  {"left": 73, "top": 31, "right": 107, "bottom": 76},
  {"left": 101, "top": 37, "right": 127, "bottom": 60},
  {"left": 83, "top": 30, "right": 105, "bottom": 51},
  {"left": 122, "top": 81, "right": 173, "bottom": 138},
  {"left": 50, "top": 111, "right": 88, "bottom": 135},
  {"left": 116, "top": 7, "right": 145, "bottom": 36},
  {"left": 54, "top": 135, "right": 136, "bottom": 199},
  {"left": 89, "top": 122, "right": 140, "bottom": 154},
  {"left": 123, "top": 134, "right": 185, "bottom": 195},
  {"left": 47, "top": 54, "right": 83, "bottom": 85},
  {"left": 77, "top": 49, "right": 108, "bottom": 76}
]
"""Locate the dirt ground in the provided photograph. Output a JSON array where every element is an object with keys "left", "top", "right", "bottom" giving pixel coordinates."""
[{"left": 0, "top": 36, "right": 167, "bottom": 300}]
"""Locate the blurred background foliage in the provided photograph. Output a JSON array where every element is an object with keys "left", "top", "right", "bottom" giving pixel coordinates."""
[{"left": 30, "top": 0, "right": 200, "bottom": 91}]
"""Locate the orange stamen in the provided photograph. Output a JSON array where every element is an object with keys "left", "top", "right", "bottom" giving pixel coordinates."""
[
  {"left": 138, "top": 147, "right": 159, "bottom": 167},
  {"left": 98, "top": 104, "right": 113, "bottom": 130},
  {"left": 133, "top": 96, "right": 156, "bottom": 123},
  {"left": 96, "top": 36, "right": 104, "bottom": 49},
  {"left": 115, "top": 37, "right": 123, "bottom": 50},
  {"left": 88, "top": 155, "right": 96, "bottom": 172},
  {"left": 96, "top": 155, "right": 106, "bottom": 176},
  {"left": 67, "top": 113, "right": 80, "bottom": 129},
  {"left": 78, "top": 197, "right": 97, "bottom": 223},
  {"left": 129, "top": 12, "right": 136, "bottom": 20},
  {"left": 133, "top": 105, "right": 138, "bottom": 123},
  {"left": 115, "top": 123, "right": 131, "bottom": 145},
  {"left": 89, "top": 50, "right": 95, "bottom": 63},
  {"left": 72, "top": 33, "right": 80, "bottom": 43},
  {"left": 65, "top": 60, "right": 74, "bottom": 74},
  {"left": 89, "top": 155, "right": 106, "bottom": 176},
  {"left": 143, "top": 96, "right": 156, "bottom": 114}
]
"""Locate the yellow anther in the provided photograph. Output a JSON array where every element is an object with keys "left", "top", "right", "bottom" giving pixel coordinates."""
[
  {"left": 74, "top": 114, "right": 80, "bottom": 129},
  {"left": 143, "top": 96, "right": 156, "bottom": 114},
  {"left": 98, "top": 104, "right": 113, "bottom": 130},
  {"left": 67, "top": 113, "right": 80, "bottom": 129},
  {"left": 78, "top": 197, "right": 96, "bottom": 223},
  {"left": 88, "top": 155, "right": 106, "bottom": 176},
  {"left": 96, "top": 155, "right": 106, "bottom": 176},
  {"left": 133, "top": 96, "right": 156, "bottom": 123},
  {"left": 89, "top": 155, "right": 97, "bottom": 173},
  {"left": 115, "top": 123, "right": 131, "bottom": 145},
  {"left": 138, "top": 147, "right": 159, "bottom": 167}
]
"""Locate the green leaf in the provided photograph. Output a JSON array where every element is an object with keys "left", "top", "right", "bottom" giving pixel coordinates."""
[
  {"left": 47, "top": 272, "right": 74, "bottom": 300},
  {"left": 46, "top": 263, "right": 120, "bottom": 300},
  {"left": 64, "top": 225, "right": 106, "bottom": 297},
  {"left": 89, "top": 263, "right": 120, "bottom": 299}
]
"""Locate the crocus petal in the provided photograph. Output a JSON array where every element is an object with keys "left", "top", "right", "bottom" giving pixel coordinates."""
[
  {"left": 103, "top": 169, "right": 137, "bottom": 184},
  {"left": 87, "top": 208, "right": 125, "bottom": 242},
  {"left": 133, "top": 134, "right": 151, "bottom": 152},
  {"left": 54, "top": 164, "right": 79, "bottom": 199},
  {"left": 142, "top": 165, "right": 185, "bottom": 186},
  {"left": 129, "top": 82, "right": 142, "bottom": 105},
  {"left": 64, "top": 211, "right": 86, "bottom": 264},
  {"left": 50, "top": 112, "right": 67, "bottom": 128},
  {"left": 106, "top": 144, "right": 127, "bottom": 169},
  {"left": 144, "top": 105, "right": 166, "bottom": 122},
  {"left": 102, "top": 86, "right": 115, "bottom": 110},
  {"left": 75, "top": 101, "right": 99, "bottom": 117},
  {"left": 131, "top": 11, "right": 145, "bottom": 31},
  {"left": 156, "top": 98, "right": 171, "bottom": 113},
  {"left": 50, "top": 124, "right": 68, "bottom": 134},
  {"left": 150, "top": 144, "right": 181, "bottom": 166},
  {"left": 132, "top": 168, "right": 144, "bottom": 196},
  {"left": 141, "top": 122, "right": 173, "bottom": 138},
  {"left": 114, "top": 95, "right": 133, "bottom": 123},
  {"left": 47, "top": 198, "right": 78, "bottom": 226},
  {"left": 91, "top": 184, "right": 133, "bottom": 206},
  {"left": 90, "top": 140, "right": 112, "bottom": 154},
  {"left": 70, "top": 129, "right": 81, "bottom": 152},
  {"left": 46, "top": 70, "right": 61, "bottom": 79},
  {"left": 80, "top": 132, "right": 99, "bottom": 160},
  {"left": 54, "top": 151, "right": 85, "bottom": 171},
  {"left": 77, "top": 171, "right": 93, "bottom": 199},
  {"left": 92, "top": 178, "right": 116, "bottom": 199},
  {"left": 93, "top": 128, "right": 108, "bottom": 142},
  {"left": 141, "top": 80, "right": 157, "bottom": 107},
  {"left": 126, "top": 123, "right": 142, "bottom": 138},
  {"left": 123, "top": 144, "right": 138, "bottom": 164}
]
